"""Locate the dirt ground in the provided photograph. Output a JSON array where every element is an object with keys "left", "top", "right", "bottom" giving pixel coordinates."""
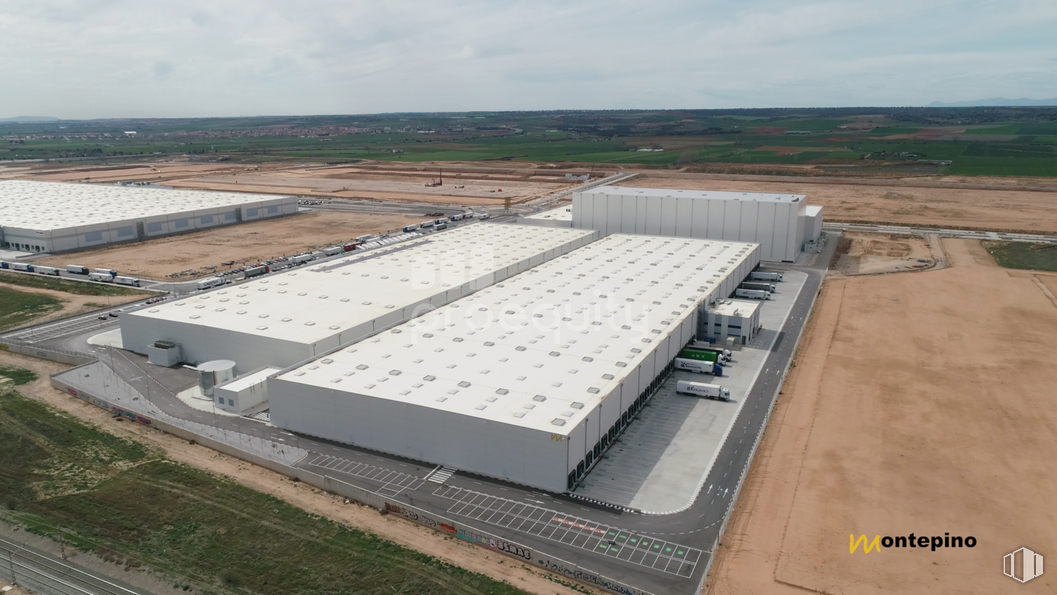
[
  {"left": 10, "top": 161, "right": 578, "bottom": 207},
  {"left": 625, "top": 174, "right": 1057, "bottom": 233},
  {"left": 831, "top": 233, "right": 934, "bottom": 275},
  {"left": 0, "top": 350, "right": 602, "bottom": 595},
  {"left": 35, "top": 211, "right": 423, "bottom": 279},
  {"left": 706, "top": 239, "right": 1056, "bottom": 594}
]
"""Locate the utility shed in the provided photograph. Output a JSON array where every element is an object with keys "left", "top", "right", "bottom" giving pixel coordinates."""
[
  {"left": 702, "top": 299, "right": 761, "bottom": 345},
  {"left": 572, "top": 185, "right": 813, "bottom": 262},
  {"left": 120, "top": 224, "right": 599, "bottom": 371},
  {"left": 269, "top": 234, "right": 760, "bottom": 493},
  {"left": 0, "top": 180, "right": 297, "bottom": 253}
]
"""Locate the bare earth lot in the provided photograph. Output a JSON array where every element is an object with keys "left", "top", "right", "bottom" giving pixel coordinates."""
[
  {"left": 831, "top": 232, "right": 934, "bottom": 275},
  {"left": 706, "top": 239, "right": 1056, "bottom": 594},
  {"left": 10, "top": 161, "right": 578, "bottom": 207},
  {"left": 626, "top": 174, "right": 1057, "bottom": 233},
  {"left": 37, "top": 211, "right": 423, "bottom": 279}
]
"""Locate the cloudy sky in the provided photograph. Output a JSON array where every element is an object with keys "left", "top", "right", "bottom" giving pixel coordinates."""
[{"left": 1, "top": 0, "right": 1055, "bottom": 119}]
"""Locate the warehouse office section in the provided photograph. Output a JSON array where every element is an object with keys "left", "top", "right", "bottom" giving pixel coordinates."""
[
  {"left": 571, "top": 185, "right": 823, "bottom": 262},
  {"left": 120, "top": 225, "right": 599, "bottom": 371},
  {"left": 269, "top": 234, "right": 761, "bottom": 492},
  {"left": 0, "top": 180, "right": 297, "bottom": 253}
]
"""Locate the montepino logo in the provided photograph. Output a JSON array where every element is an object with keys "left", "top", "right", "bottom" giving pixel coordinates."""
[
  {"left": 849, "top": 533, "right": 977, "bottom": 554},
  {"left": 1004, "top": 547, "right": 1043, "bottom": 584}
]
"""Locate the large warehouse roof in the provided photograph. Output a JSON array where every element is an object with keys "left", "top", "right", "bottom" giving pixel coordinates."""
[
  {"left": 579, "top": 185, "right": 805, "bottom": 204},
  {"left": 0, "top": 180, "right": 291, "bottom": 230},
  {"left": 275, "top": 234, "right": 759, "bottom": 435},
  {"left": 128, "top": 224, "right": 596, "bottom": 346},
  {"left": 523, "top": 205, "right": 573, "bottom": 222}
]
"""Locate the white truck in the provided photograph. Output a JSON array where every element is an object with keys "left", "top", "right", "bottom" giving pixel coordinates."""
[
  {"left": 114, "top": 276, "right": 141, "bottom": 287},
  {"left": 89, "top": 272, "right": 114, "bottom": 282},
  {"left": 420, "top": 220, "right": 435, "bottom": 229},
  {"left": 93, "top": 268, "right": 117, "bottom": 279},
  {"left": 66, "top": 265, "right": 90, "bottom": 275},
  {"left": 292, "top": 253, "right": 314, "bottom": 265},
  {"left": 750, "top": 271, "right": 783, "bottom": 282},
  {"left": 323, "top": 246, "right": 343, "bottom": 256},
  {"left": 735, "top": 288, "right": 769, "bottom": 300},
  {"left": 740, "top": 281, "right": 776, "bottom": 293},
  {"left": 35, "top": 265, "right": 61, "bottom": 276},
  {"left": 196, "top": 277, "right": 225, "bottom": 291},
  {"left": 676, "top": 380, "right": 731, "bottom": 401},
  {"left": 478, "top": 212, "right": 491, "bottom": 220}
]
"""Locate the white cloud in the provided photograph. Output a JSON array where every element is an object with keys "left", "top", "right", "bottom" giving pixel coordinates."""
[{"left": 0, "top": 0, "right": 1054, "bottom": 118}]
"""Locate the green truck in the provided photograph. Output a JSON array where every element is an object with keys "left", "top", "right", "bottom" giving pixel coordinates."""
[{"left": 678, "top": 348, "right": 720, "bottom": 362}]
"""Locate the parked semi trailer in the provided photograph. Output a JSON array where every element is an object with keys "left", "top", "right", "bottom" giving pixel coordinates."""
[
  {"left": 89, "top": 272, "right": 114, "bottom": 282},
  {"left": 93, "top": 268, "right": 117, "bottom": 279},
  {"left": 197, "top": 277, "right": 225, "bottom": 291},
  {"left": 292, "top": 253, "right": 314, "bottom": 264},
  {"left": 750, "top": 271, "right": 783, "bottom": 282},
  {"left": 323, "top": 246, "right": 343, "bottom": 256},
  {"left": 674, "top": 357, "right": 723, "bottom": 376},
  {"left": 402, "top": 224, "right": 419, "bottom": 233},
  {"left": 114, "top": 276, "right": 141, "bottom": 287},
  {"left": 681, "top": 346, "right": 731, "bottom": 364},
  {"left": 8, "top": 262, "right": 34, "bottom": 272},
  {"left": 735, "top": 288, "right": 769, "bottom": 300},
  {"left": 342, "top": 242, "right": 364, "bottom": 252},
  {"left": 689, "top": 342, "right": 733, "bottom": 362},
  {"left": 243, "top": 265, "right": 269, "bottom": 279},
  {"left": 676, "top": 380, "right": 731, "bottom": 401},
  {"left": 35, "top": 265, "right": 61, "bottom": 276},
  {"left": 741, "top": 281, "right": 776, "bottom": 293},
  {"left": 66, "top": 265, "right": 90, "bottom": 274}
]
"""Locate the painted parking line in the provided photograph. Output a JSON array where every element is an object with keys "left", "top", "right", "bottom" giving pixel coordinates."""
[
  {"left": 303, "top": 454, "right": 425, "bottom": 496},
  {"left": 433, "top": 486, "right": 700, "bottom": 578}
]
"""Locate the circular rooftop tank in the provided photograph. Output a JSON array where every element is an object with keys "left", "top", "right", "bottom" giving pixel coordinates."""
[{"left": 198, "top": 360, "right": 236, "bottom": 397}]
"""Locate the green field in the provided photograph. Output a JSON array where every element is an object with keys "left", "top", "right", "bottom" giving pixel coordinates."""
[
  {"left": 0, "top": 382, "right": 529, "bottom": 595},
  {"left": 983, "top": 241, "right": 1057, "bottom": 272},
  {"left": 0, "top": 364, "right": 37, "bottom": 385},
  {"left": 4, "top": 107, "right": 1057, "bottom": 176},
  {"left": 0, "top": 271, "right": 152, "bottom": 297},
  {"left": 0, "top": 286, "right": 64, "bottom": 331}
]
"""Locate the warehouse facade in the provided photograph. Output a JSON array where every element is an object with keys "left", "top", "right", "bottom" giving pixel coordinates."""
[
  {"left": 268, "top": 234, "right": 760, "bottom": 492},
  {"left": 0, "top": 180, "right": 298, "bottom": 253},
  {"left": 121, "top": 225, "right": 599, "bottom": 371},
  {"left": 572, "top": 185, "right": 822, "bottom": 262}
]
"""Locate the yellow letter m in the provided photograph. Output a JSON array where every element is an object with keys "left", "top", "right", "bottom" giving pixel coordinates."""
[{"left": 849, "top": 534, "right": 881, "bottom": 554}]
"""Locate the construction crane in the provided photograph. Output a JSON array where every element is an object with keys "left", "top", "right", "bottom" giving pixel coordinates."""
[{"left": 424, "top": 168, "right": 443, "bottom": 187}]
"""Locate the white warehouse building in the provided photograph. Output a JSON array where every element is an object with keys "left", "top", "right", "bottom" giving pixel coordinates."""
[
  {"left": 268, "top": 234, "right": 761, "bottom": 493},
  {"left": 572, "top": 185, "right": 822, "bottom": 262},
  {"left": 0, "top": 180, "right": 298, "bottom": 253},
  {"left": 120, "top": 225, "right": 599, "bottom": 371}
]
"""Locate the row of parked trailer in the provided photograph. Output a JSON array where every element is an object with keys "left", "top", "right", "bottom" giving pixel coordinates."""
[
  {"left": 674, "top": 342, "right": 735, "bottom": 401},
  {"left": 0, "top": 261, "right": 141, "bottom": 286},
  {"left": 734, "top": 270, "right": 784, "bottom": 301},
  {"left": 403, "top": 210, "right": 491, "bottom": 234}
]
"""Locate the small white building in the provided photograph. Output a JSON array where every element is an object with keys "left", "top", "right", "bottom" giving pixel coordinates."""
[
  {"left": 701, "top": 299, "right": 761, "bottom": 345},
  {"left": 214, "top": 367, "right": 280, "bottom": 413}
]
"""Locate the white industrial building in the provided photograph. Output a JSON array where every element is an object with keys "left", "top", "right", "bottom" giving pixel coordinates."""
[
  {"left": 120, "top": 225, "right": 599, "bottom": 371},
  {"left": 0, "top": 180, "right": 298, "bottom": 253},
  {"left": 268, "top": 234, "right": 760, "bottom": 493},
  {"left": 572, "top": 185, "right": 822, "bottom": 262},
  {"left": 702, "top": 299, "right": 761, "bottom": 345}
]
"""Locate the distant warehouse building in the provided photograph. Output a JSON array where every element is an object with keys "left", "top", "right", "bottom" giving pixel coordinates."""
[
  {"left": 268, "top": 234, "right": 761, "bottom": 493},
  {"left": 571, "top": 185, "right": 823, "bottom": 262},
  {"left": 0, "top": 180, "right": 298, "bottom": 253},
  {"left": 120, "top": 225, "right": 599, "bottom": 371}
]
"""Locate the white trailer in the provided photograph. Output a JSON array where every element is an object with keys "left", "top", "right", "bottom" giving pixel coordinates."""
[
  {"left": 93, "top": 268, "right": 117, "bottom": 278},
  {"left": 478, "top": 212, "right": 491, "bottom": 220},
  {"left": 89, "top": 272, "right": 114, "bottom": 282},
  {"left": 9, "top": 262, "right": 34, "bottom": 272},
  {"left": 35, "top": 265, "right": 61, "bottom": 276},
  {"left": 420, "top": 220, "right": 435, "bottom": 228},
  {"left": 196, "top": 277, "right": 225, "bottom": 291},
  {"left": 735, "top": 288, "right": 769, "bottom": 300},
  {"left": 114, "top": 276, "right": 141, "bottom": 287},
  {"left": 462, "top": 211, "right": 475, "bottom": 219},
  {"left": 750, "top": 271, "right": 783, "bottom": 282},
  {"left": 292, "top": 253, "right": 314, "bottom": 264},
  {"left": 323, "top": 246, "right": 343, "bottom": 256},
  {"left": 66, "top": 265, "right": 90, "bottom": 275},
  {"left": 676, "top": 380, "right": 731, "bottom": 401},
  {"left": 674, "top": 358, "right": 716, "bottom": 375}
]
